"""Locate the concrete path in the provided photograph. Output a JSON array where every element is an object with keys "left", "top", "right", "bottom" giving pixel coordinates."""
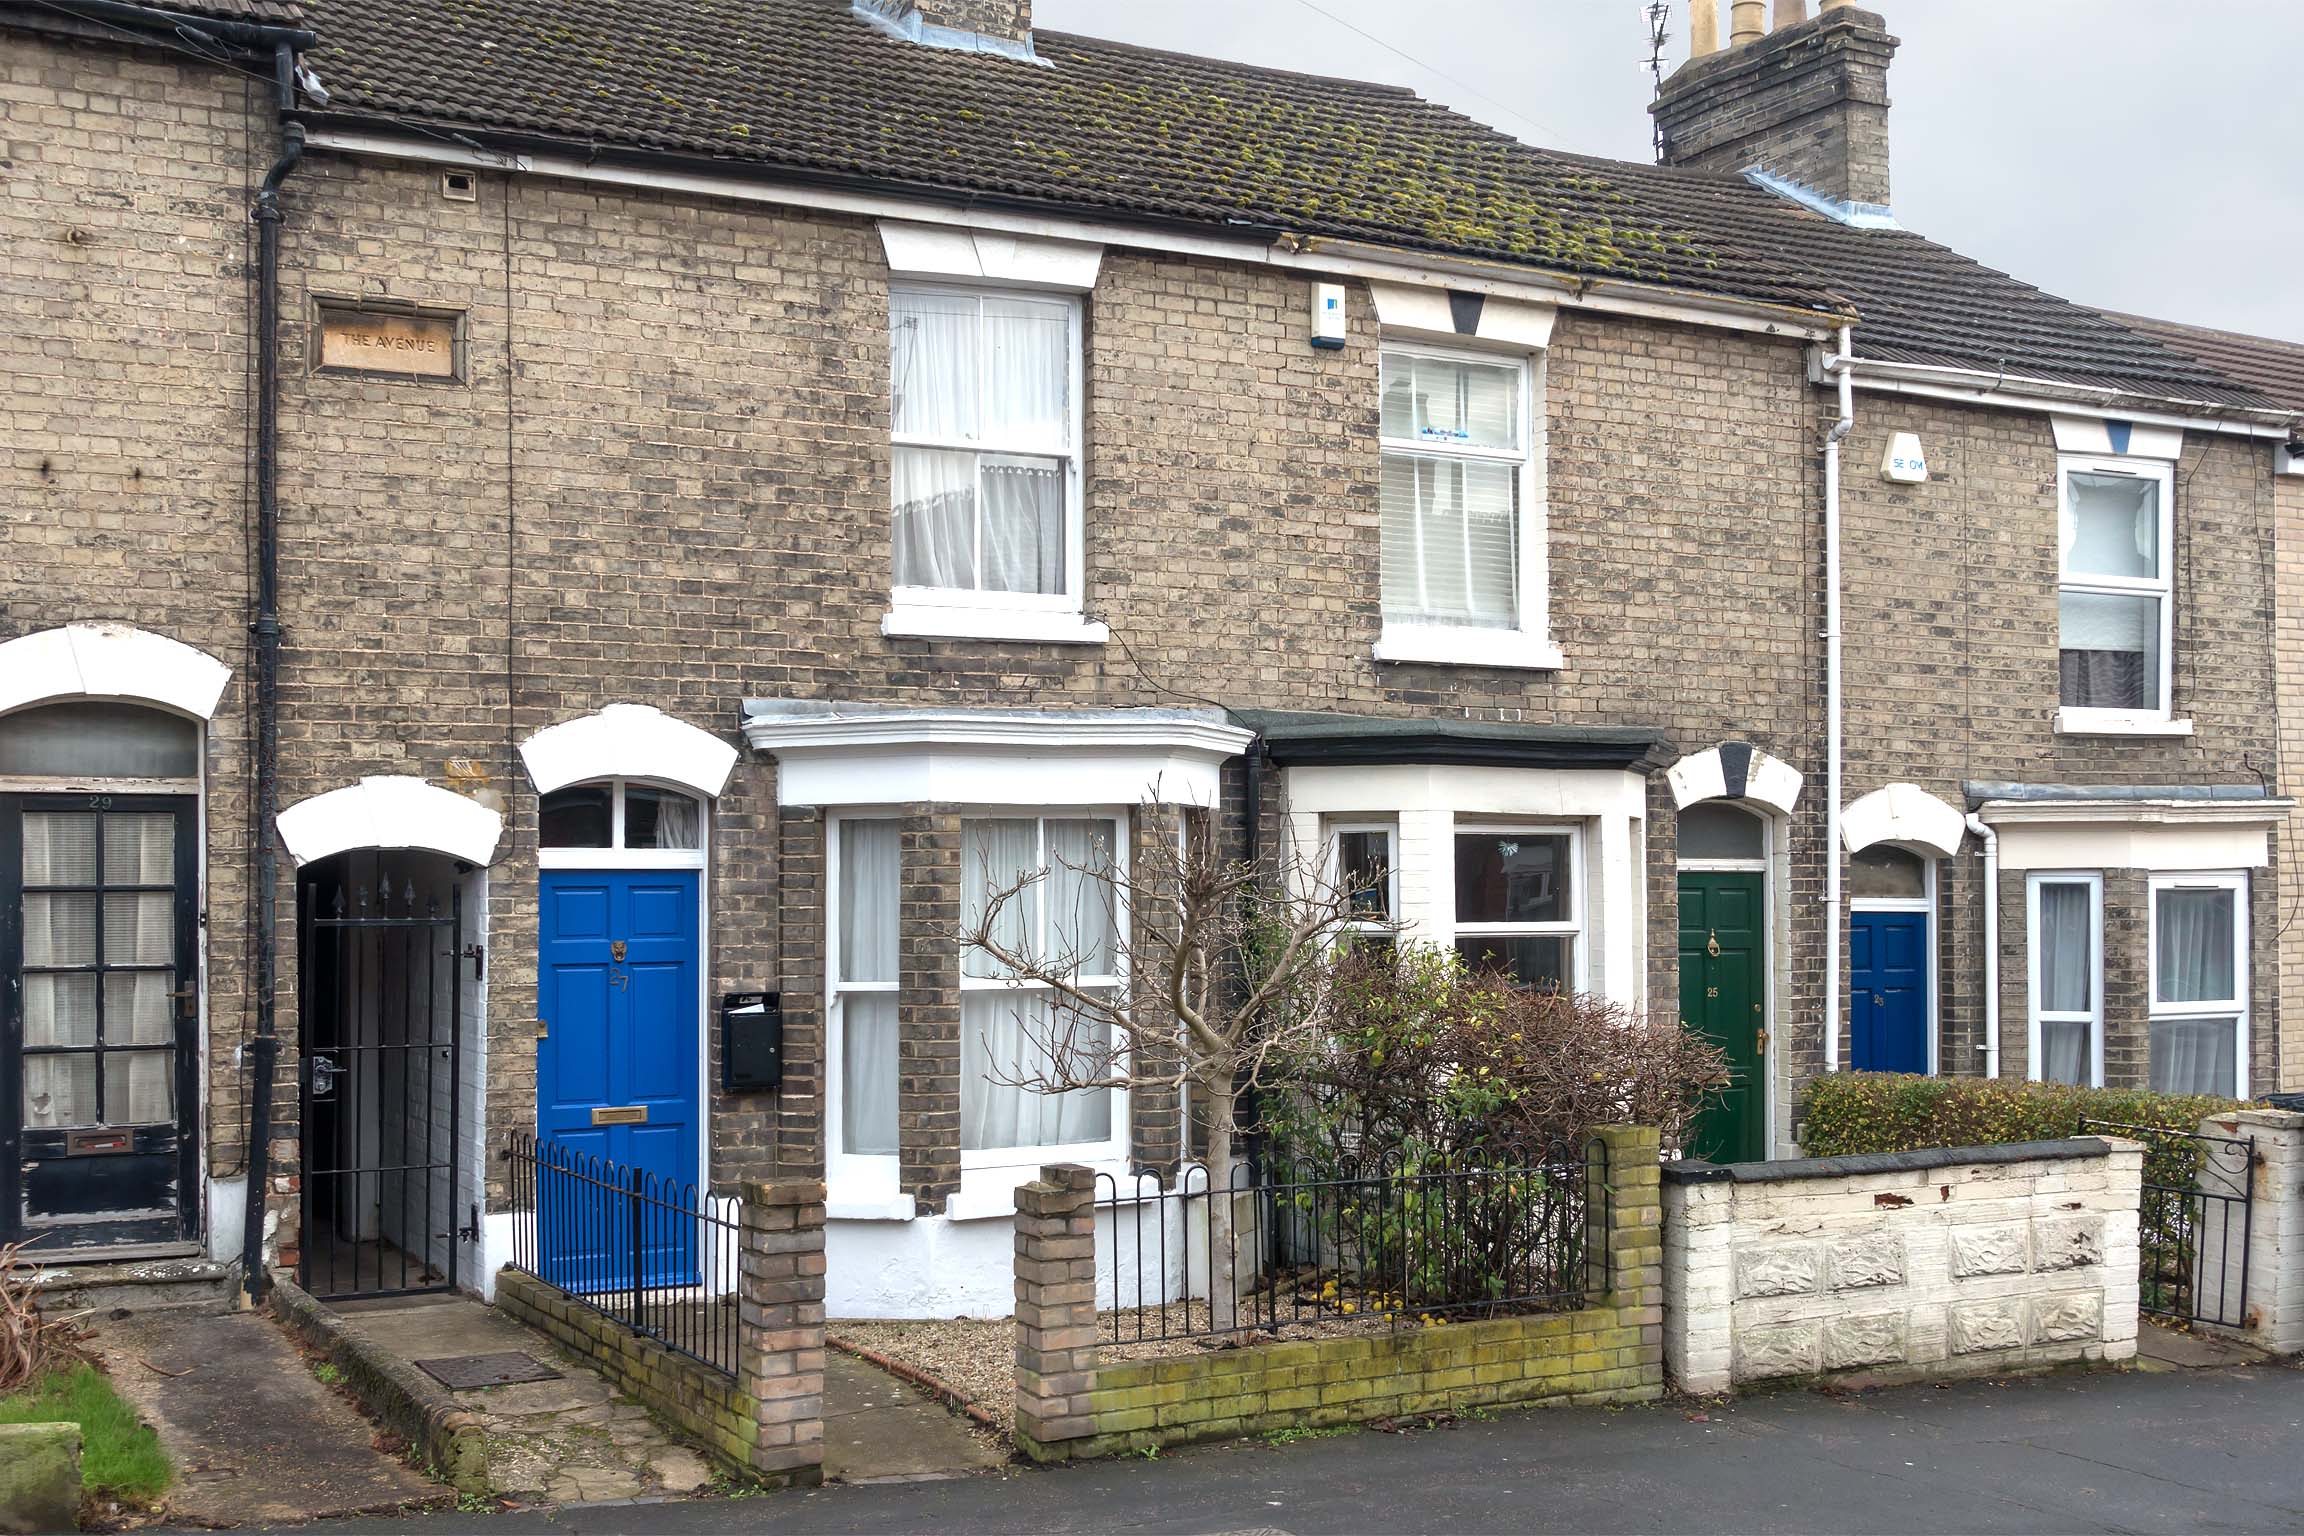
[
  {"left": 89, "top": 1308, "right": 439, "bottom": 1527},
  {"left": 822, "top": 1351, "right": 1009, "bottom": 1483},
  {"left": 213, "top": 1361, "right": 2304, "bottom": 1534},
  {"left": 340, "top": 1294, "right": 716, "bottom": 1504}
]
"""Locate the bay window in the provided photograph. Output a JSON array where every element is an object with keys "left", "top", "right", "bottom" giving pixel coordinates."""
[
  {"left": 888, "top": 286, "right": 1090, "bottom": 639},
  {"left": 2025, "top": 873, "right": 2101, "bottom": 1087},
  {"left": 2148, "top": 873, "right": 2247, "bottom": 1098},
  {"left": 831, "top": 818, "right": 900, "bottom": 1158},
  {"left": 1452, "top": 827, "right": 1580, "bottom": 991},
  {"left": 1375, "top": 346, "right": 1555, "bottom": 668},
  {"left": 960, "top": 814, "right": 1123, "bottom": 1159},
  {"left": 2057, "top": 457, "right": 2174, "bottom": 728}
]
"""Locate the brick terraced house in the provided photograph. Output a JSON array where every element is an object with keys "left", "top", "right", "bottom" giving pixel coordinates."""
[{"left": 3, "top": 0, "right": 2300, "bottom": 1315}]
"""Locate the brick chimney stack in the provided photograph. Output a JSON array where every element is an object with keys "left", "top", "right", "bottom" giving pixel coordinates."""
[
  {"left": 1652, "top": 2, "right": 1899, "bottom": 211},
  {"left": 912, "top": 0, "right": 1031, "bottom": 44}
]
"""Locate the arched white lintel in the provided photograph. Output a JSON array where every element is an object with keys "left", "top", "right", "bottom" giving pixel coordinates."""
[
  {"left": 1842, "top": 782, "right": 1967, "bottom": 861},
  {"left": 277, "top": 776, "right": 504, "bottom": 869},
  {"left": 0, "top": 622, "right": 230, "bottom": 720},
  {"left": 1666, "top": 741, "right": 1803, "bottom": 816},
  {"left": 520, "top": 703, "right": 739, "bottom": 801}
]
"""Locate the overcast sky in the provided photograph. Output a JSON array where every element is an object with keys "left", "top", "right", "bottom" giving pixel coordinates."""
[{"left": 1035, "top": 1, "right": 2304, "bottom": 342}]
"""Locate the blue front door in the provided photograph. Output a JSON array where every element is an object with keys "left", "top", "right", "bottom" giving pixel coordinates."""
[
  {"left": 1850, "top": 908, "right": 1929, "bottom": 1074},
  {"left": 537, "top": 870, "right": 700, "bottom": 1290}
]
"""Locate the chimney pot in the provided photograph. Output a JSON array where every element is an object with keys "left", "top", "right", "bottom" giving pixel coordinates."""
[
  {"left": 1730, "top": 0, "right": 1765, "bottom": 45},
  {"left": 1690, "top": 0, "right": 1721, "bottom": 58},
  {"left": 1773, "top": 0, "right": 1808, "bottom": 29}
]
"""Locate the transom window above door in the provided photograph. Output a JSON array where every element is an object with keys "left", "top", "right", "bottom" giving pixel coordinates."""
[
  {"left": 2056, "top": 456, "right": 2177, "bottom": 732},
  {"left": 886, "top": 286, "right": 1099, "bottom": 644},
  {"left": 538, "top": 779, "right": 703, "bottom": 863},
  {"left": 1374, "top": 346, "right": 1558, "bottom": 670}
]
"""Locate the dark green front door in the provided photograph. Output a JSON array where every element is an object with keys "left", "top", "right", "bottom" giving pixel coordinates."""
[{"left": 1679, "top": 871, "right": 1765, "bottom": 1163}]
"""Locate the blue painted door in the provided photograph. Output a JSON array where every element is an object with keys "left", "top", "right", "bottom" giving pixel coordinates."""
[
  {"left": 537, "top": 870, "right": 700, "bottom": 1291},
  {"left": 1849, "top": 909, "right": 1929, "bottom": 1074}
]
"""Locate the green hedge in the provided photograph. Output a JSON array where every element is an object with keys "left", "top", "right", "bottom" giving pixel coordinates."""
[{"left": 1800, "top": 1072, "right": 2244, "bottom": 1187}]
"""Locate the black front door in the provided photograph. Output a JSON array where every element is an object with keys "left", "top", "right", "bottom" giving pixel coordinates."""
[{"left": 1, "top": 794, "right": 200, "bottom": 1252}]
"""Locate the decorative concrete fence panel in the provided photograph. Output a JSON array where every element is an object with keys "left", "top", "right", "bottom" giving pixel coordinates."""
[{"left": 1662, "top": 1138, "right": 2142, "bottom": 1393}]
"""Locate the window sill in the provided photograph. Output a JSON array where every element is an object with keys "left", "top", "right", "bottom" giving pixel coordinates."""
[
  {"left": 2054, "top": 710, "right": 2194, "bottom": 738},
  {"left": 945, "top": 1157, "right": 1130, "bottom": 1221},
  {"left": 824, "top": 1194, "right": 916, "bottom": 1223},
  {"left": 881, "top": 604, "right": 1109, "bottom": 646},
  {"left": 1373, "top": 624, "right": 1564, "bottom": 671}
]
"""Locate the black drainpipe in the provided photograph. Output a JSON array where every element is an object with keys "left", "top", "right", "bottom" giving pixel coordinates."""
[{"left": 241, "top": 44, "right": 305, "bottom": 1304}]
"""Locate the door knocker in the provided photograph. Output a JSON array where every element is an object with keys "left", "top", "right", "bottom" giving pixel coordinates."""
[
  {"left": 611, "top": 939, "right": 627, "bottom": 961},
  {"left": 1706, "top": 931, "right": 1721, "bottom": 958}
]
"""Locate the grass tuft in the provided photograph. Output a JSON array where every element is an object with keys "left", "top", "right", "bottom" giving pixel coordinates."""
[{"left": 0, "top": 1363, "right": 172, "bottom": 1500}]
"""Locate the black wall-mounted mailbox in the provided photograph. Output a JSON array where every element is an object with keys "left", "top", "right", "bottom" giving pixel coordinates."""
[{"left": 721, "top": 991, "right": 783, "bottom": 1093}]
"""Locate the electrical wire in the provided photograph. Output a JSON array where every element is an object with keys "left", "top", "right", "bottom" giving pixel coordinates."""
[{"left": 1281, "top": 0, "right": 1581, "bottom": 151}]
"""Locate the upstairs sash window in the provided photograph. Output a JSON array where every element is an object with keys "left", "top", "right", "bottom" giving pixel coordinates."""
[
  {"left": 890, "top": 288, "right": 1080, "bottom": 607},
  {"left": 1379, "top": 348, "right": 1529, "bottom": 631},
  {"left": 2058, "top": 459, "right": 2172, "bottom": 719}
]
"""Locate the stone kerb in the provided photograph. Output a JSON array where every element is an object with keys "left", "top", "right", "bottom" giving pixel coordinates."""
[
  {"left": 737, "top": 1178, "right": 828, "bottom": 1487},
  {"left": 1662, "top": 1138, "right": 2140, "bottom": 1394},
  {"left": 2197, "top": 1109, "right": 2304, "bottom": 1355}
]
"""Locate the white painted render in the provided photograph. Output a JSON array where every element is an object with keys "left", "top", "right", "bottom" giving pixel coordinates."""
[
  {"left": 1842, "top": 782, "right": 1967, "bottom": 860},
  {"left": 1368, "top": 280, "right": 1556, "bottom": 350},
  {"left": 276, "top": 775, "right": 505, "bottom": 868},
  {"left": 1664, "top": 744, "right": 1803, "bottom": 815},
  {"left": 519, "top": 702, "right": 739, "bottom": 801},
  {"left": 0, "top": 622, "right": 231, "bottom": 720},
  {"left": 877, "top": 219, "right": 1104, "bottom": 290}
]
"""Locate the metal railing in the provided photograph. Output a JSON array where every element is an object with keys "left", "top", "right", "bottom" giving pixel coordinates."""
[
  {"left": 1097, "top": 1140, "right": 1606, "bottom": 1345},
  {"left": 2080, "top": 1118, "right": 2255, "bottom": 1327},
  {"left": 504, "top": 1131, "right": 741, "bottom": 1380}
]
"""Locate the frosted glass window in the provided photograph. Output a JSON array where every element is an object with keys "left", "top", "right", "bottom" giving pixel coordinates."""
[
  {"left": 1677, "top": 803, "right": 1765, "bottom": 860},
  {"left": 890, "top": 287, "right": 1078, "bottom": 600},
  {"left": 1379, "top": 347, "right": 1528, "bottom": 632},
  {"left": 0, "top": 703, "right": 198, "bottom": 778}
]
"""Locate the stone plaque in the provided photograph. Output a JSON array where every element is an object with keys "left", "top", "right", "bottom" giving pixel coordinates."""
[{"left": 318, "top": 306, "right": 459, "bottom": 378}]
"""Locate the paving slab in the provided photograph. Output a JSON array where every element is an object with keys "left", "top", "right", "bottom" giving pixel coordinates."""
[
  {"left": 2134, "top": 1323, "right": 2268, "bottom": 1370},
  {"left": 89, "top": 1306, "right": 441, "bottom": 1527},
  {"left": 341, "top": 1294, "right": 717, "bottom": 1504},
  {"left": 822, "top": 1351, "right": 1008, "bottom": 1483}
]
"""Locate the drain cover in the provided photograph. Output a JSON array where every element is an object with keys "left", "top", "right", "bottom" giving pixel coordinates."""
[{"left": 415, "top": 1351, "right": 562, "bottom": 1390}]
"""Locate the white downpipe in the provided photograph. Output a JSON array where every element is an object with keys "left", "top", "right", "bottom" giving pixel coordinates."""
[
  {"left": 1823, "top": 326, "right": 1855, "bottom": 1073},
  {"left": 1966, "top": 813, "right": 2000, "bottom": 1079}
]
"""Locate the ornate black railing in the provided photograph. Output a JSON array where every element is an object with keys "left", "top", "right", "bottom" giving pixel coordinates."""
[
  {"left": 1097, "top": 1140, "right": 1606, "bottom": 1345},
  {"left": 504, "top": 1131, "right": 740, "bottom": 1380},
  {"left": 2081, "top": 1118, "right": 2255, "bottom": 1327}
]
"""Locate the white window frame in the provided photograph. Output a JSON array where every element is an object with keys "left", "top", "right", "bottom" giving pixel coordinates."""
[
  {"left": 2054, "top": 454, "right": 2180, "bottom": 735},
  {"left": 1372, "top": 342, "right": 1561, "bottom": 671},
  {"left": 2025, "top": 871, "right": 2104, "bottom": 1089},
  {"left": 956, "top": 809, "right": 1131, "bottom": 1186},
  {"left": 825, "top": 814, "right": 909, "bottom": 1217},
  {"left": 885, "top": 282, "right": 1101, "bottom": 645},
  {"left": 1449, "top": 822, "right": 1586, "bottom": 992},
  {"left": 1330, "top": 821, "right": 1399, "bottom": 943},
  {"left": 535, "top": 777, "right": 707, "bottom": 871},
  {"left": 2146, "top": 870, "right": 2250, "bottom": 1099}
]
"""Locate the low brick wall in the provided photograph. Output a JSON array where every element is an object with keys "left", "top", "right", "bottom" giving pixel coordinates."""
[
  {"left": 1014, "top": 1125, "right": 1665, "bottom": 1460},
  {"left": 1662, "top": 1138, "right": 2142, "bottom": 1394},
  {"left": 494, "top": 1177, "right": 826, "bottom": 1487}
]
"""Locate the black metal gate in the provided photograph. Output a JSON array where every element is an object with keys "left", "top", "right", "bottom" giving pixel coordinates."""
[
  {"left": 298, "top": 855, "right": 464, "bottom": 1300},
  {"left": 2082, "top": 1118, "right": 2254, "bottom": 1328}
]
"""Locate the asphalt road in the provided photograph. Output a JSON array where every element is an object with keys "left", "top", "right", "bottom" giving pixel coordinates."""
[{"left": 241, "top": 1363, "right": 2304, "bottom": 1535}]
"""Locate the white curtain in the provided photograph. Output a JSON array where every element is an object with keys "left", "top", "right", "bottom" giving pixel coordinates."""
[
  {"left": 104, "top": 813, "right": 175, "bottom": 884},
  {"left": 893, "top": 446, "right": 979, "bottom": 590},
  {"left": 961, "top": 818, "right": 1037, "bottom": 978},
  {"left": 23, "top": 1056, "right": 95, "bottom": 1129},
  {"left": 107, "top": 1051, "right": 173, "bottom": 1126},
  {"left": 838, "top": 821, "right": 900, "bottom": 1156},
  {"left": 23, "top": 974, "right": 96, "bottom": 1049},
  {"left": 980, "top": 455, "right": 1064, "bottom": 594},
  {"left": 1044, "top": 817, "right": 1116, "bottom": 972},
  {"left": 104, "top": 892, "right": 173, "bottom": 965},
  {"left": 646, "top": 793, "right": 702, "bottom": 850},
  {"left": 24, "top": 811, "right": 97, "bottom": 885},
  {"left": 890, "top": 290, "right": 979, "bottom": 440},
  {"left": 2155, "top": 888, "right": 2236, "bottom": 1004},
  {"left": 2151, "top": 1019, "right": 2237, "bottom": 1098},
  {"left": 980, "top": 295, "right": 1069, "bottom": 449},
  {"left": 2064, "top": 472, "right": 2158, "bottom": 580},
  {"left": 2036, "top": 880, "right": 2093, "bottom": 1085},
  {"left": 960, "top": 989, "right": 1112, "bottom": 1151}
]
